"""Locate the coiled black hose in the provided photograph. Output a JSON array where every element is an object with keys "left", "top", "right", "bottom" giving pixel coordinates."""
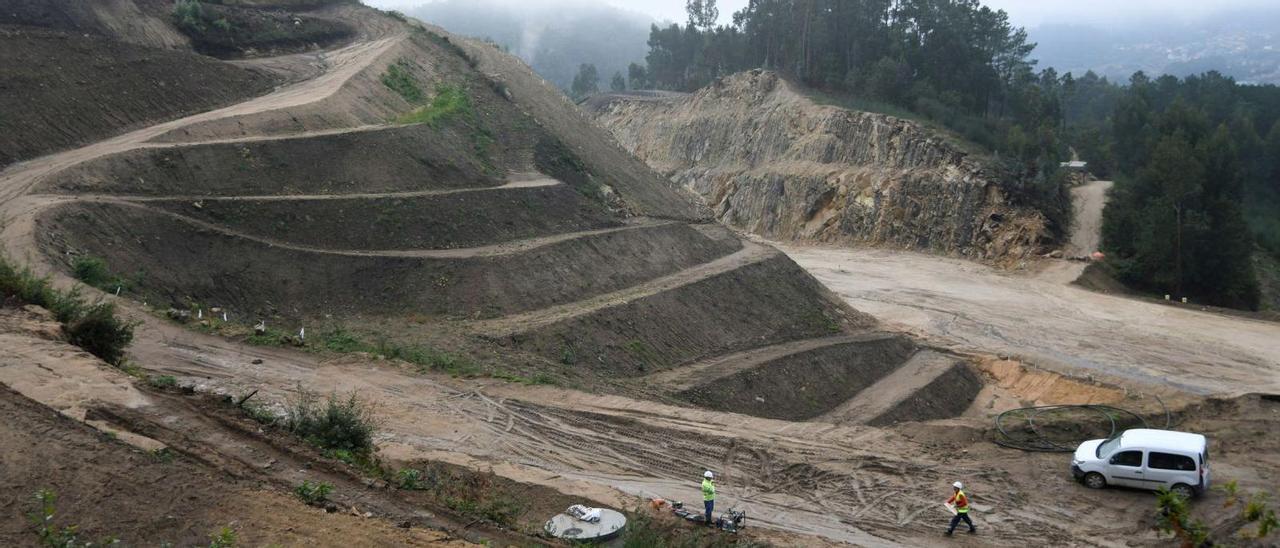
[{"left": 993, "top": 402, "right": 1172, "bottom": 452}]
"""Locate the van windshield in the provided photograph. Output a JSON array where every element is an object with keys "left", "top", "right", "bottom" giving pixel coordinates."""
[{"left": 1097, "top": 437, "right": 1122, "bottom": 458}]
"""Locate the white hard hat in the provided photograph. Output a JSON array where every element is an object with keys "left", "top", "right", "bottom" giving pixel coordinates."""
[
  {"left": 953, "top": 481, "right": 963, "bottom": 489},
  {"left": 704, "top": 471, "right": 714, "bottom": 479}
]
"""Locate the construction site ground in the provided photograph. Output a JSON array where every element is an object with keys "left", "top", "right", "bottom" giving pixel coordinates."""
[{"left": 2, "top": 6, "right": 1279, "bottom": 547}]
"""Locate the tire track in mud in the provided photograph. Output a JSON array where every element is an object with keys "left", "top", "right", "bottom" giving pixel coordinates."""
[{"left": 431, "top": 390, "right": 1082, "bottom": 546}]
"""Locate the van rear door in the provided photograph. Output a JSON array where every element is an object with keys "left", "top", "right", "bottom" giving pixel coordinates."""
[{"left": 1144, "top": 451, "right": 1198, "bottom": 489}]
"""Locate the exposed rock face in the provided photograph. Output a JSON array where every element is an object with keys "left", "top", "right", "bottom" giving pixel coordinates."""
[{"left": 589, "top": 70, "right": 1051, "bottom": 260}]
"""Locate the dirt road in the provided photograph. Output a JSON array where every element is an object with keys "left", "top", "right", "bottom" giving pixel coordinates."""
[
  {"left": 129, "top": 320, "right": 1123, "bottom": 547},
  {"left": 776, "top": 178, "right": 1280, "bottom": 396},
  {"left": 0, "top": 34, "right": 403, "bottom": 206},
  {"left": 1066, "top": 181, "right": 1111, "bottom": 257}
]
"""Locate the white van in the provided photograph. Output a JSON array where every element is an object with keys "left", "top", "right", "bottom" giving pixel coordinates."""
[{"left": 1071, "top": 429, "right": 1210, "bottom": 499}]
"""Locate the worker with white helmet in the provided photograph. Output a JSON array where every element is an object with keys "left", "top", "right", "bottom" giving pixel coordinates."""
[
  {"left": 701, "top": 470, "right": 716, "bottom": 526},
  {"left": 945, "top": 480, "right": 976, "bottom": 536}
]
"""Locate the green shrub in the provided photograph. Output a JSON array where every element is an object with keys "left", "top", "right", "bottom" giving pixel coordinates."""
[
  {"left": 173, "top": 0, "right": 207, "bottom": 32},
  {"left": 71, "top": 256, "right": 110, "bottom": 288},
  {"left": 151, "top": 447, "right": 176, "bottom": 463},
  {"left": 285, "top": 389, "right": 378, "bottom": 454},
  {"left": 395, "top": 468, "right": 428, "bottom": 490},
  {"left": 208, "top": 526, "right": 237, "bottom": 548},
  {"left": 1156, "top": 487, "right": 1208, "bottom": 546},
  {"left": 65, "top": 302, "right": 135, "bottom": 365},
  {"left": 294, "top": 480, "right": 333, "bottom": 506},
  {"left": 148, "top": 375, "right": 178, "bottom": 389}
]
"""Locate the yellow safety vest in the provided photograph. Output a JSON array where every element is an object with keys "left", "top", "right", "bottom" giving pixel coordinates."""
[{"left": 702, "top": 479, "right": 716, "bottom": 501}]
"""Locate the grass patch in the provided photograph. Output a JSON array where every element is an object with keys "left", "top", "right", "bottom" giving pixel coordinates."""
[
  {"left": 1, "top": 255, "right": 135, "bottom": 365},
  {"left": 622, "top": 340, "right": 664, "bottom": 367},
  {"left": 397, "top": 84, "right": 473, "bottom": 127},
  {"left": 380, "top": 60, "right": 425, "bottom": 104},
  {"left": 241, "top": 401, "right": 279, "bottom": 426},
  {"left": 318, "top": 327, "right": 367, "bottom": 353},
  {"left": 313, "top": 328, "right": 481, "bottom": 377},
  {"left": 492, "top": 372, "right": 557, "bottom": 386},
  {"left": 246, "top": 326, "right": 290, "bottom": 347}
]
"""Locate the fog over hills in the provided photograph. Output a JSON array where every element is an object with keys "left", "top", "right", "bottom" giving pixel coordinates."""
[
  {"left": 1030, "top": 7, "right": 1280, "bottom": 84},
  {"left": 392, "top": 0, "right": 1280, "bottom": 89},
  {"left": 409, "top": 0, "right": 652, "bottom": 91}
]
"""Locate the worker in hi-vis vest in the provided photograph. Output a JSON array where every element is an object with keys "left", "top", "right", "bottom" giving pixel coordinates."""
[
  {"left": 701, "top": 470, "right": 716, "bottom": 526},
  {"left": 945, "top": 481, "right": 976, "bottom": 535}
]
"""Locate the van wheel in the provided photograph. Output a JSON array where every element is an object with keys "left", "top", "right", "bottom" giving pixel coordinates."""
[
  {"left": 1084, "top": 473, "right": 1106, "bottom": 489},
  {"left": 1171, "top": 484, "right": 1195, "bottom": 499}
]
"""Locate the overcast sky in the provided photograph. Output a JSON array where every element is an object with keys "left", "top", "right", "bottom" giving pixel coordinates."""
[{"left": 367, "top": 0, "right": 1279, "bottom": 28}]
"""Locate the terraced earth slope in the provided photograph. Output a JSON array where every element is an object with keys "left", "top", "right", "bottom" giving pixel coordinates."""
[
  {"left": 589, "top": 70, "right": 1054, "bottom": 261},
  {"left": 0, "top": 0, "right": 986, "bottom": 416}
]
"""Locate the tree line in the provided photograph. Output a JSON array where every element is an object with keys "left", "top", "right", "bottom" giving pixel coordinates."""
[{"left": 1091, "top": 72, "right": 1280, "bottom": 309}]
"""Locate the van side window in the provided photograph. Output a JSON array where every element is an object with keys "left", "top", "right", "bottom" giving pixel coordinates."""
[
  {"left": 1148, "top": 452, "right": 1196, "bottom": 471},
  {"left": 1109, "top": 450, "right": 1143, "bottom": 467}
]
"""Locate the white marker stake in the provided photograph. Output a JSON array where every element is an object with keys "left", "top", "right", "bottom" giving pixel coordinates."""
[
  {"left": 223, "top": 312, "right": 228, "bottom": 322},
  {"left": 198, "top": 309, "right": 203, "bottom": 319},
  {"left": 115, "top": 286, "right": 121, "bottom": 296},
  {"left": 300, "top": 327, "right": 306, "bottom": 340}
]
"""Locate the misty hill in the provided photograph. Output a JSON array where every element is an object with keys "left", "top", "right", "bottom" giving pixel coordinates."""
[
  {"left": 1031, "top": 7, "right": 1280, "bottom": 84},
  {"left": 409, "top": 0, "right": 652, "bottom": 92}
]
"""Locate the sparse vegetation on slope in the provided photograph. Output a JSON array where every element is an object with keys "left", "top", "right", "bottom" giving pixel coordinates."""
[
  {"left": 380, "top": 60, "right": 426, "bottom": 104},
  {"left": 29, "top": 489, "right": 118, "bottom": 547},
  {"left": 1, "top": 255, "right": 135, "bottom": 365},
  {"left": 71, "top": 256, "right": 136, "bottom": 294},
  {"left": 313, "top": 328, "right": 481, "bottom": 377},
  {"left": 397, "top": 84, "right": 473, "bottom": 127}
]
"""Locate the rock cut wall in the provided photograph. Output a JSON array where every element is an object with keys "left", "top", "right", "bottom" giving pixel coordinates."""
[{"left": 589, "top": 70, "right": 1051, "bottom": 260}]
